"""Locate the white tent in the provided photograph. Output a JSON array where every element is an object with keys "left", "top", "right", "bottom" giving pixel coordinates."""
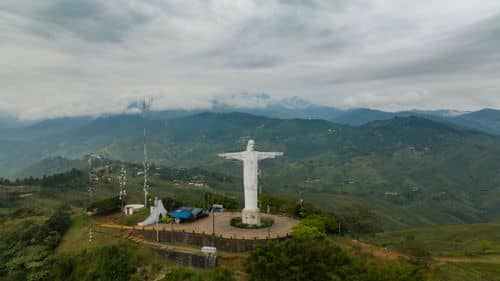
[{"left": 138, "top": 197, "right": 168, "bottom": 226}]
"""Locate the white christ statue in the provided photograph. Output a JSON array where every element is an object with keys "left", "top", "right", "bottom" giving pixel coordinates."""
[{"left": 218, "top": 140, "right": 283, "bottom": 225}]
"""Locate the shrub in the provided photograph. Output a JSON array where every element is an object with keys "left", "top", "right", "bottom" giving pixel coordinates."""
[
  {"left": 230, "top": 217, "right": 274, "bottom": 229},
  {"left": 162, "top": 267, "right": 236, "bottom": 281},
  {"left": 245, "top": 237, "right": 426, "bottom": 281},
  {"left": 48, "top": 244, "right": 164, "bottom": 281},
  {"left": 87, "top": 197, "right": 121, "bottom": 215},
  {"left": 0, "top": 207, "right": 72, "bottom": 279},
  {"left": 161, "top": 216, "right": 174, "bottom": 224},
  {"left": 400, "top": 236, "right": 432, "bottom": 269},
  {"left": 292, "top": 224, "right": 325, "bottom": 240}
]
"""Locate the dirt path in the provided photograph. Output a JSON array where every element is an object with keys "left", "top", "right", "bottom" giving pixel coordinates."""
[
  {"left": 124, "top": 229, "right": 201, "bottom": 255},
  {"left": 435, "top": 256, "right": 500, "bottom": 265},
  {"left": 349, "top": 239, "right": 410, "bottom": 261},
  {"left": 351, "top": 239, "right": 500, "bottom": 267}
]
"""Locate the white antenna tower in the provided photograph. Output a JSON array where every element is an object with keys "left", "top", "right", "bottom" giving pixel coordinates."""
[
  {"left": 88, "top": 153, "right": 102, "bottom": 203},
  {"left": 142, "top": 98, "right": 150, "bottom": 208},
  {"left": 118, "top": 161, "right": 127, "bottom": 231},
  {"left": 87, "top": 153, "right": 101, "bottom": 243},
  {"left": 88, "top": 157, "right": 94, "bottom": 204}
]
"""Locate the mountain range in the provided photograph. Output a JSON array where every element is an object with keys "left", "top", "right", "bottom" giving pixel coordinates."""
[
  {"left": 0, "top": 110, "right": 499, "bottom": 230},
  {"left": 3, "top": 97, "right": 499, "bottom": 135}
]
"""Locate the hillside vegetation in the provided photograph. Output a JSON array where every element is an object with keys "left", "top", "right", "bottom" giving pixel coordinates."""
[
  {"left": 368, "top": 223, "right": 500, "bottom": 257},
  {"left": 1, "top": 113, "right": 500, "bottom": 229},
  {"left": 101, "top": 113, "right": 500, "bottom": 229}
]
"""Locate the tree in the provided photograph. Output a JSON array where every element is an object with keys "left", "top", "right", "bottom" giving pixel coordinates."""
[
  {"left": 208, "top": 268, "right": 236, "bottom": 281},
  {"left": 162, "top": 267, "right": 235, "bottom": 281},
  {"left": 46, "top": 207, "right": 71, "bottom": 236},
  {"left": 401, "top": 236, "right": 432, "bottom": 269},
  {"left": 334, "top": 206, "right": 381, "bottom": 237},
  {"left": 291, "top": 224, "right": 324, "bottom": 240},
  {"left": 478, "top": 239, "right": 493, "bottom": 254},
  {"left": 245, "top": 237, "right": 426, "bottom": 281},
  {"left": 246, "top": 238, "right": 367, "bottom": 281},
  {"left": 300, "top": 215, "right": 327, "bottom": 233}
]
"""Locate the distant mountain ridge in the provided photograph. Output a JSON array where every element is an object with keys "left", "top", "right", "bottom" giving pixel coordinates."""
[
  {"left": 2, "top": 106, "right": 500, "bottom": 178},
  {"left": 4, "top": 97, "right": 498, "bottom": 135},
  {"left": 4, "top": 112, "right": 500, "bottom": 230}
]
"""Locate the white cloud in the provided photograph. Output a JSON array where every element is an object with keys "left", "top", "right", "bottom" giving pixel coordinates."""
[{"left": 1, "top": 0, "right": 500, "bottom": 120}]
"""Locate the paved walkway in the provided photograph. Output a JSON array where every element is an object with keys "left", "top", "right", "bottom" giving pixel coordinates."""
[{"left": 100, "top": 212, "right": 299, "bottom": 240}]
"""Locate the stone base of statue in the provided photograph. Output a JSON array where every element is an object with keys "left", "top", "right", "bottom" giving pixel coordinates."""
[{"left": 242, "top": 208, "right": 260, "bottom": 225}]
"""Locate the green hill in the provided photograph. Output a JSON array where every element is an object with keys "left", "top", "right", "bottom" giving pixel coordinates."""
[
  {"left": 1, "top": 113, "right": 500, "bottom": 230},
  {"left": 10, "top": 157, "right": 88, "bottom": 179},
  {"left": 96, "top": 113, "right": 500, "bottom": 229},
  {"left": 367, "top": 223, "right": 500, "bottom": 256}
]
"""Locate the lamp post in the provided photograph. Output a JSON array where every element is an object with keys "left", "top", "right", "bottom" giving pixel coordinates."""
[
  {"left": 212, "top": 207, "right": 216, "bottom": 246},
  {"left": 267, "top": 204, "right": 271, "bottom": 238},
  {"left": 383, "top": 247, "right": 389, "bottom": 268},
  {"left": 156, "top": 198, "right": 159, "bottom": 242},
  {"left": 298, "top": 190, "right": 304, "bottom": 218}
]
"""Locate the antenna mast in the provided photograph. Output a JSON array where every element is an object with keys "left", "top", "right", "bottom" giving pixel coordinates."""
[
  {"left": 88, "top": 157, "right": 94, "bottom": 204},
  {"left": 87, "top": 153, "right": 101, "bottom": 243},
  {"left": 142, "top": 98, "right": 149, "bottom": 208},
  {"left": 119, "top": 161, "right": 127, "bottom": 231}
]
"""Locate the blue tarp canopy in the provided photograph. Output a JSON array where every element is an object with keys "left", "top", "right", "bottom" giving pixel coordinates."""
[
  {"left": 191, "top": 208, "right": 204, "bottom": 217},
  {"left": 169, "top": 207, "right": 206, "bottom": 220},
  {"left": 169, "top": 208, "right": 193, "bottom": 220}
]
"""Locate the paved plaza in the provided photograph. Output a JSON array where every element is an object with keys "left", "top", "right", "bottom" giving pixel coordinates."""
[{"left": 142, "top": 212, "right": 299, "bottom": 239}]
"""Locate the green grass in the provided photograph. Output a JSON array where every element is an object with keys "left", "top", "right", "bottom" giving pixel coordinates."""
[
  {"left": 431, "top": 262, "right": 500, "bottom": 281},
  {"left": 56, "top": 214, "right": 125, "bottom": 254},
  {"left": 3, "top": 113, "right": 500, "bottom": 232},
  {"left": 122, "top": 208, "right": 149, "bottom": 226},
  {"left": 366, "top": 223, "right": 500, "bottom": 256},
  {"left": 52, "top": 242, "right": 167, "bottom": 281}
]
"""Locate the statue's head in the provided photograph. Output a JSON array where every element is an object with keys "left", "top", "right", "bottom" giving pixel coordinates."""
[{"left": 247, "top": 140, "right": 255, "bottom": 151}]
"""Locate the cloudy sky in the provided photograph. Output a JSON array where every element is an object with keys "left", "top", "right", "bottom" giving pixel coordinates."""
[{"left": 1, "top": 0, "right": 500, "bottom": 120}]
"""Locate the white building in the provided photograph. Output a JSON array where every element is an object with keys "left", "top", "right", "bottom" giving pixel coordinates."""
[{"left": 123, "top": 204, "right": 145, "bottom": 216}]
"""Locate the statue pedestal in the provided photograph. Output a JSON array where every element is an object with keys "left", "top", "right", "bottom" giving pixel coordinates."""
[{"left": 242, "top": 208, "right": 260, "bottom": 225}]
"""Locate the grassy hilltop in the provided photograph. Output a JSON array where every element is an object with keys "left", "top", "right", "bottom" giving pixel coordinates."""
[{"left": 2, "top": 112, "right": 500, "bottom": 230}]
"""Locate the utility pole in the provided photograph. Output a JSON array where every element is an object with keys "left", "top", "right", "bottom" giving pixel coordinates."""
[
  {"left": 88, "top": 155, "right": 94, "bottom": 243},
  {"left": 383, "top": 247, "right": 389, "bottom": 268},
  {"left": 156, "top": 197, "right": 160, "bottom": 242},
  {"left": 206, "top": 190, "right": 215, "bottom": 245},
  {"left": 3, "top": 186, "right": 10, "bottom": 216},
  {"left": 171, "top": 193, "right": 175, "bottom": 234},
  {"left": 298, "top": 190, "right": 304, "bottom": 218}
]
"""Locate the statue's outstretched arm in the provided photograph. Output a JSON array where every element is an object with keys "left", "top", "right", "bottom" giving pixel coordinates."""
[
  {"left": 218, "top": 152, "right": 246, "bottom": 161},
  {"left": 257, "top": 152, "right": 283, "bottom": 160}
]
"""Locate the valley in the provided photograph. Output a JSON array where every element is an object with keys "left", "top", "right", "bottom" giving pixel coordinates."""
[
  {"left": 2, "top": 112, "right": 499, "bottom": 230},
  {"left": 1, "top": 111, "right": 499, "bottom": 280}
]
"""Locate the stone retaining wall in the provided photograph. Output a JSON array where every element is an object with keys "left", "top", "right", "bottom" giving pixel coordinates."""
[
  {"left": 152, "top": 248, "right": 216, "bottom": 268},
  {"left": 133, "top": 227, "right": 289, "bottom": 253}
]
